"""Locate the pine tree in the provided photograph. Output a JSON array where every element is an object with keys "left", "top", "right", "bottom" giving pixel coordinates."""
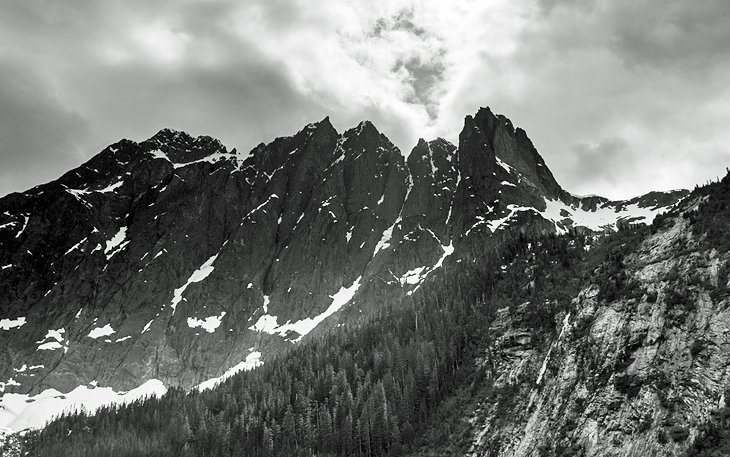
[
  {"left": 262, "top": 424, "right": 274, "bottom": 456},
  {"left": 371, "top": 381, "right": 389, "bottom": 454},
  {"left": 361, "top": 414, "right": 372, "bottom": 457},
  {"left": 282, "top": 406, "right": 297, "bottom": 450},
  {"left": 317, "top": 405, "right": 333, "bottom": 452}
]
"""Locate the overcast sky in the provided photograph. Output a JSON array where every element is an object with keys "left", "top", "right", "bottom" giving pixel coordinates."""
[{"left": 1, "top": 0, "right": 729, "bottom": 199}]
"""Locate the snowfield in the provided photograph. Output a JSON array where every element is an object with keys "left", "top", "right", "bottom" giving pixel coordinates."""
[{"left": 0, "top": 379, "right": 167, "bottom": 431}]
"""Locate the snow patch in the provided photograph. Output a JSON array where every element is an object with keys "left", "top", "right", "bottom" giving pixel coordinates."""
[
  {"left": 173, "top": 152, "right": 236, "bottom": 169},
  {"left": 249, "top": 277, "right": 362, "bottom": 342},
  {"left": 170, "top": 253, "right": 218, "bottom": 313},
  {"left": 88, "top": 324, "right": 115, "bottom": 339},
  {"left": 66, "top": 189, "right": 91, "bottom": 208},
  {"left": 489, "top": 205, "right": 537, "bottom": 232},
  {"left": 496, "top": 157, "right": 515, "bottom": 174},
  {"left": 241, "top": 195, "right": 278, "bottom": 223},
  {"left": 14, "top": 216, "right": 28, "bottom": 239},
  {"left": 0, "top": 378, "right": 20, "bottom": 392},
  {"left": 187, "top": 312, "right": 226, "bottom": 333},
  {"left": 37, "top": 341, "right": 63, "bottom": 351},
  {"left": 400, "top": 267, "right": 426, "bottom": 285},
  {"left": 250, "top": 314, "right": 278, "bottom": 333},
  {"left": 148, "top": 149, "right": 170, "bottom": 162},
  {"left": 195, "top": 351, "right": 263, "bottom": 391},
  {"left": 43, "top": 329, "right": 65, "bottom": 342},
  {"left": 142, "top": 319, "right": 153, "bottom": 334},
  {"left": 0, "top": 317, "right": 26, "bottom": 330},
  {"left": 36, "top": 328, "right": 67, "bottom": 352},
  {"left": 374, "top": 224, "right": 395, "bottom": 256},
  {"left": 64, "top": 237, "right": 87, "bottom": 256},
  {"left": 104, "top": 227, "right": 129, "bottom": 260},
  {"left": 402, "top": 243, "right": 454, "bottom": 294},
  {"left": 98, "top": 181, "right": 123, "bottom": 193}
]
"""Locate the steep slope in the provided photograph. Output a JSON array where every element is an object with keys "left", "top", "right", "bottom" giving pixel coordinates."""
[
  {"left": 0, "top": 108, "right": 686, "bottom": 432},
  {"left": 459, "top": 177, "right": 730, "bottom": 456}
]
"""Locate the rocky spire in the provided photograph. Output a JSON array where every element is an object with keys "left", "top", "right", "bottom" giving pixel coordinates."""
[{"left": 466, "top": 107, "right": 565, "bottom": 199}]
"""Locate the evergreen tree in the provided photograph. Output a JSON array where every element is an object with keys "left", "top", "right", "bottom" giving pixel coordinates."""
[{"left": 262, "top": 424, "right": 274, "bottom": 456}]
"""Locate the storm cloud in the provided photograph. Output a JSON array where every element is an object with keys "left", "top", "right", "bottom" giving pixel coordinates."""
[{"left": 1, "top": 0, "right": 729, "bottom": 199}]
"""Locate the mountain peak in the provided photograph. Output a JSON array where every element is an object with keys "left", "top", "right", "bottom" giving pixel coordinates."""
[
  {"left": 351, "top": 120, "right": 379, "bottom": 137},
  {"left": 340, "top": 120, "right": 395, "bottom": 155},
  {"left": 142, "top": 128, "right": 228, "bottom": 166},
  {"left": 430, "top": 137, "right": 457, "bottom": 154},
  {"left": 459, "top": 107, "right": 564, "bottom": 200},
  {"left": 303, "top": 116, "right": 335, "bottom": 133},
  {"left": 148, "top": 127, "right": 188, "bottom": 145}
]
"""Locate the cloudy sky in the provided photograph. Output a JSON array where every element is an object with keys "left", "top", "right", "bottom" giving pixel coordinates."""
[{"left": 1, "top": 0, "right": 729, "bottom": 199}]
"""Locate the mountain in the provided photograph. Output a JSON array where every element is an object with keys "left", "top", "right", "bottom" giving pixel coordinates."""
[
  {"left": 16, "top": 172, "right": 730, "bottom": 457},
  {"left": 0, "top": 108, "right": 687, "bottom": 434}
]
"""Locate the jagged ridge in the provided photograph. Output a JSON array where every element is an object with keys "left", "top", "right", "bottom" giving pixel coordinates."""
[{"left": 0, "top": 108, "right": 687, "bottom": 432}]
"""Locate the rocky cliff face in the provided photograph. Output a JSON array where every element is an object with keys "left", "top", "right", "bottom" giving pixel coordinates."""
[
  {"left": 0, "top": 108, "right": 687, "bottom": 431},
  {"left": 463, "top": 188, "right": 730, "bottom": 456}
]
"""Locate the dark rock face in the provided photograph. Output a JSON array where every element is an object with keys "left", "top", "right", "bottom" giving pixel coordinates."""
[{"left": 0, "top": 108, "right": 687, "bottom": 395}]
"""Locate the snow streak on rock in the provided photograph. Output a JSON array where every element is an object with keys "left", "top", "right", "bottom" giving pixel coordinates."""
[
  {"left": 249, "top": 277, "right": 363, "bottom": 342},
  {"left": 195, "top": 351, "right": 263, "bottom": 392},
  {"left": 170, "top": 254, "right": 219, "bottom": 314},
  {"left": 104, "top": 227, "right": 128, "bottom": 260}
]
